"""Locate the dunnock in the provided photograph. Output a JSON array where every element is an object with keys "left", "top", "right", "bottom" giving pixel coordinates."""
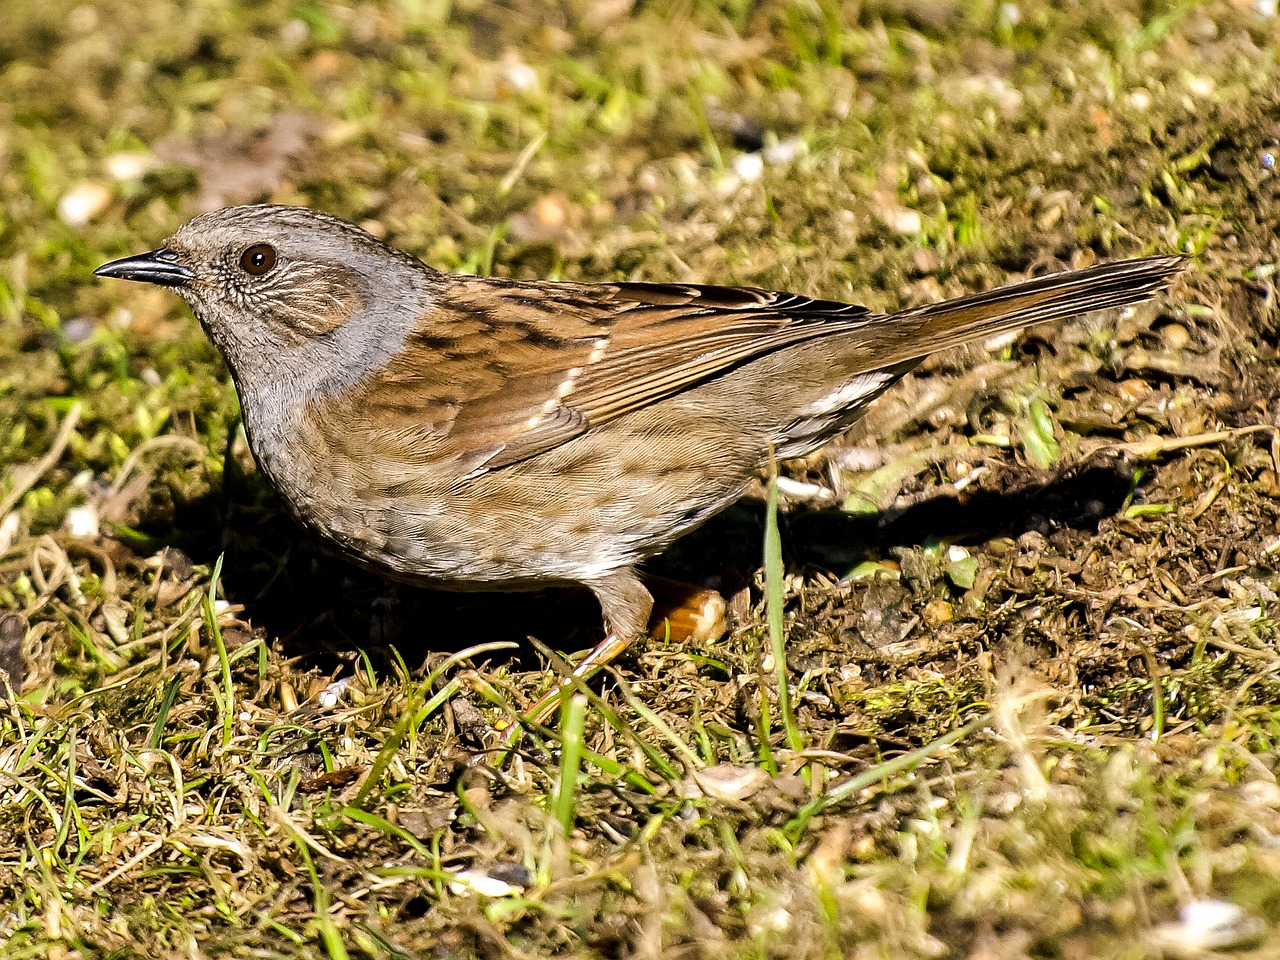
[{"left": 96, "top": 205, "right": 1180, "bottom": 659}]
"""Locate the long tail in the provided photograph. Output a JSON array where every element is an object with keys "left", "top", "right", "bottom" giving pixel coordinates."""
[{"left": 872, "top": 255, "right": 1184, "bottom": 365}]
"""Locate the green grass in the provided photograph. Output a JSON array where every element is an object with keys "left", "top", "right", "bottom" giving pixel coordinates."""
[{"left": 2, "top": 0, "right": 1280, "bottom": 956}]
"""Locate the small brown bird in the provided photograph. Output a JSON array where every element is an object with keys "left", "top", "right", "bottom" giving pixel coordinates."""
[{"left": 96, "top": 205, "right": 1180, "bottom": 663}]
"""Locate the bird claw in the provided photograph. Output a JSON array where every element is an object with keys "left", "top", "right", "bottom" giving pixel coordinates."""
[{"left": 498, "top": 632, "right": 634, "bottom": 749}]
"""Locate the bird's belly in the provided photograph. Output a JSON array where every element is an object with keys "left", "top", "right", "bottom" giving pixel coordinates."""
[
  {"left": 289, "top": 488, "right": 644, "bottom": 587},
  {"left": 280, "top": 485, "right": 729, "bottom": 589},
  {"left": 250, "top": 424, "right": 753, "bottom": 589}
]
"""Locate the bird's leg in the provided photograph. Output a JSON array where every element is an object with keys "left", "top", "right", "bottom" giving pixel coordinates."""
[
  {"left": 499, "top": 572, "right": 730, "bottom": 749},
  {"left": 502, "top": 568, "right": 653, "bottom": 743}
]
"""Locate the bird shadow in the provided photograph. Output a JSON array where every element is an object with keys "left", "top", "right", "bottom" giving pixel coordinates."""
[{"left": 153, "top": 456, "right": 1136, "bottom": 677}]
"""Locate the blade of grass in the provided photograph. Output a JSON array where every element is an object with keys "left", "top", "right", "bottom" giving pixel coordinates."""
[
  {"left": 148, "top": 675, "right": 181, "bottom": 748},
  {"left": 0, "top": 400, "right": 80, "bottom": 517},
  {"left": 53, "top": 725, "right": 77, "bottom": 866},
  {"left": 204, "top": 553, "right": 233, "bottom": 748},
  {"left": 340, "top": 807, "right": 442, "bottom": 864},
  {"left": 607, "top": 668, "right": 704, "bottom": 771},
  {"left": 415, "top": 676, "right": 462, "bottom": 725},
  {"left": 353, "top": 642, "right": 517, "bottom": 809},
  {"left": 512, "top": 638, "right": 686, "bottom": 780},
  {"left": 765, "top": 474, "right": 803, "bottom": 755},
  {"left": 297, "top": 833, "right": 348, "bottom": 960},
  {"left": 786, "top": 713, "right": 987, "bottom": 840},
  {"left": 1137, "top": 639, "right": 1165, "bottom": 742},
  {"left": 553, "top": 693, "right": 588, "bottom": 835}
]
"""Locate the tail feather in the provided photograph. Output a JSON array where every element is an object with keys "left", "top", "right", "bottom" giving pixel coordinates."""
[{"left": 873, "top": 255, "right": 1184, "bottom": 365}]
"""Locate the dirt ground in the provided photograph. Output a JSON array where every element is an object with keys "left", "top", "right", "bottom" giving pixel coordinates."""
[{"left": 2, "top": 0, "right": 1280, "bottom": 957}]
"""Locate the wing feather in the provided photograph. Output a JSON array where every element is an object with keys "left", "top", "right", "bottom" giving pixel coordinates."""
[{"left": 350, "top": 256, "right": 1180, "bottom": 473}]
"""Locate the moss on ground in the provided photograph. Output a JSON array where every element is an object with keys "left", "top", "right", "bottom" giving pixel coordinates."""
[{"left": 3, "top": 0, "right": 1280, "bottom": 956}]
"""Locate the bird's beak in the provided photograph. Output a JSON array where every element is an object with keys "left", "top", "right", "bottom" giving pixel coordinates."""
[{"left": 93, "top": 248, "right": 195, "bottom": 287}]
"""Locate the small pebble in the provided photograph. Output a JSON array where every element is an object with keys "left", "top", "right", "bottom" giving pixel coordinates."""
[
  {"left": 763, "top": 138, "right": 806, "bottom": 165},
  {"left": 747, "top": 903, "right": 793, "bottom": 936},
  {"left": 279, "top": 18, "right": 309, "bottom": 47},
  {"left": 61, "top": 316, "right": 96, "bottom": 344},
  {"left": 57, "top": 182, "right": 111, "bottom": 227},
  {"left": 1115, "top": 379, "right": 1150, "bottom": 403},
  {"left": 686, "top": 763, "right": 771, "bottom": 802},
  {"left": 922, "top": 599, "right": 954, "bottom": 626},
  {"left": 510, "top": 194, "right": 579, "bottom": 243},
  {"left": 880, "top": 207, "right": 922, "bottom": 236},
  {"left": 1128, "top": 89, "right": 1152, "bottom": 111},
  {"left": 1184, "top": 74, "right": 1215, "bottom": 98},
  {"left": 64, "top": 504, "right": 99, "bottom": 539},
  {"left": 1160, "top": 322, "right": 1191, "bottom": 349},
  {"left": 1149, "top": 898, "right": 1265, "bottom": 951},
  {"left": 105, "top": 151, "right": 158, "bottom": 181},
  {"left": 532, "top": 194, "right": 568, "bottom": 230},
  {"left": 318, "top": 677, "right": 352, "bottom": 709},
  {"left": 495, "top": 52, "right": 538, "bottom": 97},
  {"left": 732, "top": 151, "right": 764, "bottom": 183},
  {"left": 448, "top": 866, "right": 526, "bottom": 898}
]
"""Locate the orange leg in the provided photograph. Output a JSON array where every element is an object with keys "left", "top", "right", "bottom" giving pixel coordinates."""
[{"left": 499, "top": 577, "right": 727, "bottom": 747}]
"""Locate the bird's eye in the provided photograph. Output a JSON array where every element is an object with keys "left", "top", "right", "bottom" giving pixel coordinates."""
[{"left": 239, "top": 244, "right": 277, "bottom": 276}]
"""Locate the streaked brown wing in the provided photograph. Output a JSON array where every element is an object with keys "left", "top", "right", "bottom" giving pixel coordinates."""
[
  {"left": 430, "top": 278, "right": 875, "bottom": 471},
  {"left": 354, "top": 255, "right": 1179, "bottom": 475}
]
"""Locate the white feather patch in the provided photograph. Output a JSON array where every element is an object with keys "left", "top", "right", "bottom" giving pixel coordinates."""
[{"left": 797, "top": 372, "right": 895, "bottom": 417}]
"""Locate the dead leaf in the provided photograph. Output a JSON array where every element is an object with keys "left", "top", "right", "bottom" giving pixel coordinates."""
[{"left": 681, "top": 763, "right": 771, "bottom": 802}]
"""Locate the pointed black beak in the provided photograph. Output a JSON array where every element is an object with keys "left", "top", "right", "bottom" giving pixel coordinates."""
[{"left": 94, "top": 248, "right": 195, "bottom": 287}]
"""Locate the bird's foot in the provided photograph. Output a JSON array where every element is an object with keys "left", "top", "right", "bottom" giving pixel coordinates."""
[{"left": 497, "top": 577, "right": 726, "bottom": 750}]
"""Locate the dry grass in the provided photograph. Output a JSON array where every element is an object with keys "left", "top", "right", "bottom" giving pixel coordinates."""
[{"left": 3, "top": 0, "right": 1280, "bottom": 956}]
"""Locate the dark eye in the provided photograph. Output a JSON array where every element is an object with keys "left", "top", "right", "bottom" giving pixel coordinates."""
[{"left": 239, "top": 244, "right": 277, "bottom": 276}]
